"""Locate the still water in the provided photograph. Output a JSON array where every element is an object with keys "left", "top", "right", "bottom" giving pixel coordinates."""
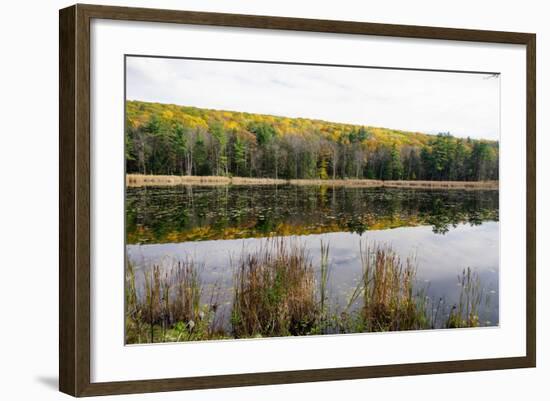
[{"left": 126, "top": 185, "right": 499, "bottom": 327}]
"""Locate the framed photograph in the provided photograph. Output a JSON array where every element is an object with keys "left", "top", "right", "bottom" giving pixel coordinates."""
[{"left": 59, "top": 4, "right": 536, "bottom": 397}]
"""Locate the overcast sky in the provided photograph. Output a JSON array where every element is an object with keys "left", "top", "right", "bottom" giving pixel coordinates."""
[{"left": 126, "top": 56, "right": 500, "bottom": 141}]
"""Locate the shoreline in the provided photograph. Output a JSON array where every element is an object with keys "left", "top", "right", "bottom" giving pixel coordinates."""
[{"left": 126, "top": 174, "right": 499, "bottom": 190}]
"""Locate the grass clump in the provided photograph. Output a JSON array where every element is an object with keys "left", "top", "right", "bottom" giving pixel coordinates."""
[
  {"left": 446, "top": 267, "right": 483, "bottom": 328},
  {"left": 231, "top": 238, "right": 318, "bottom": 338},
  {"left": 340, "top": 243, "right": 429, "bottom": 333},
  {"left": 125, "top": 259, "right": 225, "bottom": 344},
  {"left": 359, "top": 243, "right": 429, "bottom": 331}
]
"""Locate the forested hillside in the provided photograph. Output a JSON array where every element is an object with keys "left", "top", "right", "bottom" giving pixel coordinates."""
[{"left": 125, "top": 100, "right": 499, "bottom": 181}]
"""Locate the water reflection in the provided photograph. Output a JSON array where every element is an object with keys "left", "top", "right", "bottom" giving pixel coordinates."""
[{"left": 126, "top": 186, "right": 499, "bottom": 244}]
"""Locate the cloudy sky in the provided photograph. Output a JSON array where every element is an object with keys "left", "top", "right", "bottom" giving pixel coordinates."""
[{"left": 126, "top": 56, "right": 500, "bottom": 141}]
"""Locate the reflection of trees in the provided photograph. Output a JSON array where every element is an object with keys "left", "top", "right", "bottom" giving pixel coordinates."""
[
  {"left": 422, "top": 191, "right": 499, "bottom": 235},
  {"left": 425, "top": 198, "right": 457, "bottom": 234},
  {"left": 126, "top": 186, "right": 499, "bottom": 243},
  {"left": 346, "top": 217, "right": 369, "bottom": 235}
]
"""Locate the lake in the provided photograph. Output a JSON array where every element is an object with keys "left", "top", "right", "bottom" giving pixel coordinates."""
[{"left": 126, "top": 185, "right": 499, "bottom": 332}]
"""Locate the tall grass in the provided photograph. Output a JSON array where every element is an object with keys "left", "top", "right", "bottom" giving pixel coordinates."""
[
  {"left": 337, "top": 243, "right": 429, "bottom": 333},
  {"left": 124, "top": 259, "right": 224, "bottom": 344},
  {"left": 358, "top": 243, "right": 428, "bottom": 331},
  {"left": 143, "top": 265, "right": 162, "bottom": 342},
  {"left": 446, "top": 267, "right": 483, "bottom": 328},
  {"left": 171, "top": 261, "right": 202, "bottom": 326},
  {"left": 126, "top": 239, "right": 490, "bottom": 344},
  {"left": 231, "top": 238, "right": 318, "bottom": 338},
  {"left": 318, "top": 241, "right": 331, "bottom": 331},
  {"left": 125, "top": 260, "right": 143, "bottom": 343}
]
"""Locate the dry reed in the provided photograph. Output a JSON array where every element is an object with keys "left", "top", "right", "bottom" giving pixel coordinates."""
[
  {"left": 383, "top": 180, "right": 498, "bottom": 190},
  {"left": 125, "top": 240, "right": 490, "bottom": 343},
  {"left": 127, "top": 174, "right": 498, "bottom": 190},
  {"left": 446, "top": 267, "right": 483, "bottom": 328},
  {"left": 231, "top": 238, "right": 318, "bottom": 338},
  {"left": 124, "top": 259, "right": 223, "bottom": 343},
  {"left": 357, "top": 242, "right": 429, "bottom": 331}
]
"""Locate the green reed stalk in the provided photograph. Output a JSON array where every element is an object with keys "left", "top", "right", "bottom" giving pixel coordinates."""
[
  {"left": 319, "top": 241, "right": 331, "bottom": 332},
  {"left": 446, "top": 267, "right": 483, "bottom": 328}
]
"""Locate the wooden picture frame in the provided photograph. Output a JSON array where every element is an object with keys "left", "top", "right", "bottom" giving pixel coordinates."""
[{"left": 59, "top": 3, "right": 536, "bottom": 397}]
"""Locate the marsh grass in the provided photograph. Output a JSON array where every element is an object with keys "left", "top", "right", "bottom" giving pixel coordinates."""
[
  {"left": 125, "top": 239, "right": 490, "bottom": 344},
  {"left": 317, "top": 241, "right": 331, "bottom": 333},
  {"left": 171, "top": 261, "right": 202, "bottom": 326},
  {"left": 127, "top": 174, "right": 498, "bottom": 190},
  {"left": 383, "top": 180, "right": 498, "bottom": 190},
  {"left": 231, "top": 238, "right": 318, "bottom": 338},
  {"left": 357, "top": 243, "right": 429, "bottom": 331},
  {"left": 125, "top": 261, "right": 143, "bottom": 343},
  {"left": 124, "top": 259, "right": 225, "bottom": 344},
  {"left": 126, "top": 174, "right": 285, "bottom": 187},
  {"left": 446, "top": 267, "right": 483, "bottom": 328},
  {"left": 335, "top": 243, "right": 429, "bottom": 333}
]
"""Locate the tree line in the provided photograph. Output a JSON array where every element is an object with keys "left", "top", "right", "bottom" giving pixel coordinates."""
[{"left": 126, "top": 101, "right": 499, "bottom": 181}]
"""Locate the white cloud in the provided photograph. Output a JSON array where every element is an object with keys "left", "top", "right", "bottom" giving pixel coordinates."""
[{"left": 126, "top": 56, "right": 500, "bottom": 141}]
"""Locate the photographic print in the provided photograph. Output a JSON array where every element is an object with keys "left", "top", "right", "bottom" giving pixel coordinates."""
[{"left": 124, "top": 56, "right": 500, "bottom": 344}]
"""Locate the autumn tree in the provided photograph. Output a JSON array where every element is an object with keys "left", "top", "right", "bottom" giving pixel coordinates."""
[{"left": 125, "top": 100, "right": 499, "bottom": 182}]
